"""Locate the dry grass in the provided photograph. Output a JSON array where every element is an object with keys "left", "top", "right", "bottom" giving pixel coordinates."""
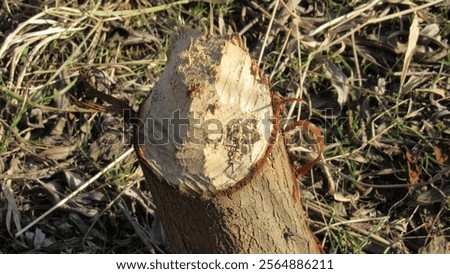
[{"left": 0, "top": 0, "right": 449, "bottom": 254}]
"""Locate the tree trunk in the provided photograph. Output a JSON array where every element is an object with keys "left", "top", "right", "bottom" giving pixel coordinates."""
[{"left": 134, "top": 29, "right": 320, "bottom": 253}]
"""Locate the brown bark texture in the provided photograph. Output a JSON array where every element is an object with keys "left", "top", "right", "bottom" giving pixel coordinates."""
[{"left": 134, "top": 29, "right": 321, "bottom": 253}]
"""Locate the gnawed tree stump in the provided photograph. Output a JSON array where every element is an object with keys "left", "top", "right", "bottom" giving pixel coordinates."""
[{"left": 134, "top": 29, "right": 320, "bottom": 253}]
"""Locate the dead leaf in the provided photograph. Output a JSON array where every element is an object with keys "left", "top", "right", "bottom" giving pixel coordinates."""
[
  {"left": 33, "top": 227, "right": 47, "bottom": 249},
  {"left": 107, "top": 22, "right": 161, "bottom": 47},
  {"left": 419, "top": 88, "right": 447, "bottom": 97},
  {"left": 124, "top": 186, "right": 156, "bottom": 215},
  {"left": 3, "top": 157, "right": 23, "bottom": 237},
  {"left": 40, "top": 144, "right": 77, "bottom": 160},
  {"left": 324, "top": 60, "right": 349, "bottom": 107},
  {"left": 2, "top": 183, "right": 22, "bottom": 236},
  {"left": 62, "top": 170, "right": 85, "bottom": 191},
  {"left": 76, "top": 191, "right": 108, "bottom": 204},
  {"left": 415, "top": 185, "right": 450, "bottom": 205},
  {"left": 400, "top": 13, "right": 419, "bottom": 90},
  {"left": 401, "top": 75, "right": 429, "bottom": 95},
  {"left": 421, "top": 23, "right": 440, "bottom": 37},
  {"left": 89, "top": 130, "right": 125, "bottom": 162},
  {"left": 433, "top": 140, "right": 450, "bottom": 166},
  {"left": 333, "top": 192, "right": 360, "bottom": 203},
  {"left": 420, "top": 236, "right": 450, "bottom": 254},
  {"left": 26, "top": 108, "right": 44, "bottom": 128},
  {"left": 68, "top": 213, "right": 106, "bottom": 240},
  {"left": 391, "top": 218, "right": 409, "bottom": 234},
  {"left": 49, "top": 116, "right": 67, "bottom": 137},
  {"left": 405, "top": 146, "right": 422, "bottom": 185}
]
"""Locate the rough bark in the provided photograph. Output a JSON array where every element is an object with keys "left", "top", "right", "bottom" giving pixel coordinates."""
[{"left": 134, "top": 29, "right": 320, "bottom": 253}]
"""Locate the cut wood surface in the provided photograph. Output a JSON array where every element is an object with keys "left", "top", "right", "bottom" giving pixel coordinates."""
[{"left": 135, "top": 29, "right": 320, "bottom": 253}]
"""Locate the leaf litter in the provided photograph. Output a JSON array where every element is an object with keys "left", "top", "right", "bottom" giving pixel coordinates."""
[{"left": 0, "top": 0, "right": 449, "bottom": 253}]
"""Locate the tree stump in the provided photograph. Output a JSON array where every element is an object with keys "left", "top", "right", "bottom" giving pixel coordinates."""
[{"left": 134, "top": 29, "right": 321, "bottom": 253}]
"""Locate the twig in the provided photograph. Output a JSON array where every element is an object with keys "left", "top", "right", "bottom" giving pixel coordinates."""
[
  {"left": 257, "top": 0, "right": 280, "bottom": 66},
  {"left": 308, "top": 0, "right": 382, "bottom": 37},
  {"left": 315, "top": 0, "right": 444, "bottom": 51},
  {"left": 314, "top": 216, "right": 388, "bottom": 235}
]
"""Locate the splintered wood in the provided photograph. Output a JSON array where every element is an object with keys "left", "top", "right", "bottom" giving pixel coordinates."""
[{"left": 139, "top": 30, "right": 273, "bottom": 194}]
